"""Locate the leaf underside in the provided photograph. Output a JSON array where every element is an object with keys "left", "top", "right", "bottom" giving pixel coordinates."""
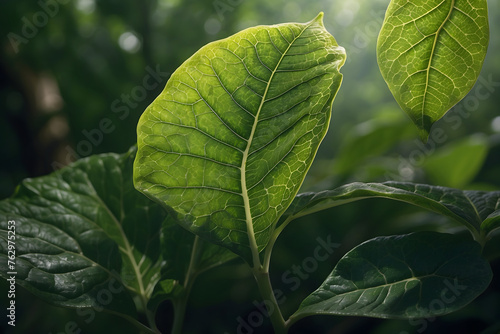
[
  {"left": 293, "top": 231, "right": 492, "bottom": 320},
  {"left": 377, "top": 0, "right": 489, "bottom": 141},
  {"left": 134, "top": 13, "right": 346, "bottom": 263},
  {"left": 0, "top": 148, "right": 165, "bottom": 316}
]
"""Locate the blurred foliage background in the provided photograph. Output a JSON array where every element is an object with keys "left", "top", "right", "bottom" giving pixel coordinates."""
[{"left": 1, "top": 0, "right": 499, "bottom": 333}]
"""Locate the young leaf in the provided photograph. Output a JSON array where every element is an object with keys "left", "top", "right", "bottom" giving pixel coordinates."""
[
  {"left": 481, "top": 209, "right": 500, "bottom": 236},
  {"left": 283, "top": 182, "right": 500, "bottom": 237},
  {"left": 377, "top": 0, "right": 489, "bottom": 141},
  {"left": 148, "top": 278, "right": 185, "bottom": 313},
  {"left": 0, "top": 148, "right": 165, "bottom": 319},
  {"left": 134, "top": 13, "right": 346, "bottom": 264},
  {"left": 290, "top": 232, "right": 492, "bottom": 322}
]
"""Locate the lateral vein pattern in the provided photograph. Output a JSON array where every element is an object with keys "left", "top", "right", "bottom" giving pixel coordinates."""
[{"left": 134, "top": 14, "right": 345, "bottom": 261}]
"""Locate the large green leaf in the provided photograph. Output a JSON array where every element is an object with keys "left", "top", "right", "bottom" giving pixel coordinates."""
[
  {"left": 283, "top": 182, "right": 500, "bottom": 236},
  {"left": 134, "top": 13, "right": 346, "bottom": 263},
  {"left": 0, "top": 148, "right": 165, "bottom": 319},
  {"left": 377, "top": 0, "right": 489, "bottom": 141},
  {"left": 291, "top": 232, "right": 492, "bottom": 322}
]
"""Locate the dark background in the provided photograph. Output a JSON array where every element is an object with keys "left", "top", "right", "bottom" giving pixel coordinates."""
[{"left": 1, "top": 0, "right": 499, "bottom": 333}]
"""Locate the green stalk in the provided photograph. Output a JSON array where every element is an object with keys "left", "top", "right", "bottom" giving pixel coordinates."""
[
  {"left": 250, "top": 217, "right": 296, "bottom": 333},
  {"left": 143, "top": 301, "right": 160, "bottom": 333},
  {"left": 108, "top": 311, "right": 159, "bottom": 334},
  {"left": 171, "top": 236, "right": 202, "bottom": 334},
  {"left": 252, "top": 266, "right": 287, "bottom": 334},
  {"left": 171, "top": 294, "right": 189, "bottom": 334},
  {"left": 263, "top": 217, "right": 293, "bottom": 272}
]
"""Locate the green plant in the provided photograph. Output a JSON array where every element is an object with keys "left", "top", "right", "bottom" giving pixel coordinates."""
[{"left": 1, "top": 2, "right": 499, "bottom": 334}]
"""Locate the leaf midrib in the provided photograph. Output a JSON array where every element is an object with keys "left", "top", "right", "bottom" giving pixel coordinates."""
[
  {"left": 83, "top": 175, "right": 148, "bottom": 298},
  {"left": 240, "top": 21, "right": 315, "bottom": 266},
  {"left": 301, "top": 272, "right": 461, "bottom": 314},
  {"left": 421, "top": 0, "right": 455, "bottom": 125}
]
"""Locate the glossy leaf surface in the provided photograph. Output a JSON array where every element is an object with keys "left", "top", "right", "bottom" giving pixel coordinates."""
[
  {"left": 0, "top": 148, "right": 165, "bottom": 317},
  {"left": 292, "top": 232, "right": 492, "bottom": 320},
  {"left": 284, "top": 182, "right": 500, "bottom": 236}
]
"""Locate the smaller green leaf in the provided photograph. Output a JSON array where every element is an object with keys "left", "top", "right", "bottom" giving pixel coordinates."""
[
  {"left": 377, "top": 0, "right": 489, "bottom": 140},
  {"left": 422, "top": 134, "right": 489, "bottom": 188},
  {"left": 291, "top": 232, "right": 492, "bottom": 322},
  {"left": 148, "top": 279, "right": 185, "bottom": 312},
  {"left": 333, "top": 113, "right": 416, "bottom": 176},
  {"left": 283, "top": 182, "right": 500, "bottom": 236},
  {"left": 482, "top": 209, "right": 500, "bottom": 236}
]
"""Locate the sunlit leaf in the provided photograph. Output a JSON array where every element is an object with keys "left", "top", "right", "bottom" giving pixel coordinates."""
[
  {"left": 291, "top": 232, "right": 492, "bottom": 321},
  {"left": 377, "top": 0, "right": 489, "bottom": 140},
  {"left": 134, "top": 13, "right": 346, "bottom": 263}
]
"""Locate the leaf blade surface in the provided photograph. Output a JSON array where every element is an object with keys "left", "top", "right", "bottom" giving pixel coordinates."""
[
  {"left": 292, "top": 232, "right": 492, "bottom": 320},
  {"left": 0, "top": 148, "right": 164, "bottom": 316},
  {"left": 284, "top": 182, "right": 500, "bottom": 235},
  {"left": 134, "top": 13, "right": 346, "bottom": 262},
  {"left": 377, "top": 0, "right": 489, "bottom": 140}
]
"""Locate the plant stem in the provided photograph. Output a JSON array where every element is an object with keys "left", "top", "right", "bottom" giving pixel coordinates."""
[
  {"left": 171, "top": 294, "right": 189, "bottom": 334},
  {"left": 171, "top": 274, "right": 197, "bottom": 334},
  {"left": 252, "top": 266, "right": 287, "bottom": 334},
  {"left": 144, "top": 307, "right": 159, "bottom": 333},
  {"left": 110, "top": 311, "right": 159, "bottom": 334},
  {"left": 263, "top": 217, "right": 293, "bottom": 271},
  {"left": 171, "top": 236, "right": 202, "bottom": 334}
]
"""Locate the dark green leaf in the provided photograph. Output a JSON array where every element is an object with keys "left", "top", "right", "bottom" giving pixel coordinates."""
[
  {"left": 0, "top": 148, "right": 168, "bottom": 317},
  {"left": 284, "top": 182, "right": 500, "bottom": 237},
  {"left": 134, "top": 13, "right": 346, "bottom": 263},
  {"left": 291, "top": 232, "right": 492, "bottom": 320},
  {"left": 482, "top": 209, "right": 500, "bottom": 236},
  {"left": 377, "top": 0, "right": 489, "bottom": 140},
  {"left": 148, "top": 279, "right": 185, "bottom": 313}
]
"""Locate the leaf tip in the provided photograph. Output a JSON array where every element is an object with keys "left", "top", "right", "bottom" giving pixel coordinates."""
[
  {"left": 312, "top": 12, "right": 325, "bottom": 25},
  {"left": 418, "top": 128, "right": 430, "bottom": 144}
]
